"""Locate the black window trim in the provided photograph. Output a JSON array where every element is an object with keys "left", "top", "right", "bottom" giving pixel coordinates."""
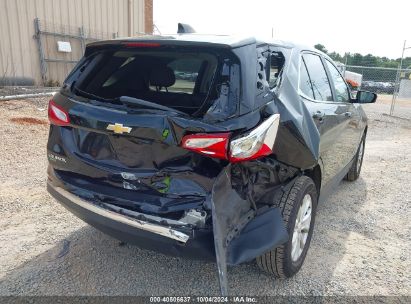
[{"left": 299, "top": 56, "right": 315, "bottom": 100}]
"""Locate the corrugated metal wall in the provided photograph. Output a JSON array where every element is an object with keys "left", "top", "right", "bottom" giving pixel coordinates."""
[{"left": 0, "top": 0, "right": 150, "bottom": 85}]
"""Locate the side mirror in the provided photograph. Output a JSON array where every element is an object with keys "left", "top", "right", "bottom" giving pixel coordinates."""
[{"left": 354, "top": 90, "right": 377, "bottom": 104}]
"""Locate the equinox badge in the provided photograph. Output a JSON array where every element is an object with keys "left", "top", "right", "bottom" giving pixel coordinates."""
[{"left": 106, "top": 123, "right": 132, "bottom": 134}]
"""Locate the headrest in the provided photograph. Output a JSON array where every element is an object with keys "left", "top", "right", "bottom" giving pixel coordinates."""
[
  {"left": 149, "top": 66, "right": 176, "bottom": 87},
  {"left": 121, "top": 71, "right": 147, "bottom": 90}
]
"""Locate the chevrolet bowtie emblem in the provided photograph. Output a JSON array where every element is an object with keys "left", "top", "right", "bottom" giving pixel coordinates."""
[{"left": 106, "top": 123, "right": 132, "bottom": 134}]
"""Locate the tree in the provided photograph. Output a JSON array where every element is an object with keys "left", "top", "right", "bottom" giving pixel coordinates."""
[
  {"left": 328, "top": 51, "right": 343, "bottom": 62},
  {"left": 362, "top": 54, "right": 377, "bottom": 66},
  {"left": 314, "top": 44, "right": 328, "bottom": 54},
  {"left": 313, "top": 44, "right": 411, "bottom": 68},
  {"left": 350, "top": 53, "right": 363, "bottom": 66}
]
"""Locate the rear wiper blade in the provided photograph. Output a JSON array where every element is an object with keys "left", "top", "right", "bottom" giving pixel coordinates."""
[
  {"left": 73, "top": 86, "right": 122, "bottom": 105},
  {"left": 71, "top": 88, "right": 186, "bottom": 115},
  {"left": 118, "top": 96, "right": 187, "bottom": 115}
]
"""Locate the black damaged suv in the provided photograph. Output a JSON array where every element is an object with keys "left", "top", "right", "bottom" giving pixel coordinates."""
[{"left": 47, "top": 30, "right": 376, "bottom": 294}]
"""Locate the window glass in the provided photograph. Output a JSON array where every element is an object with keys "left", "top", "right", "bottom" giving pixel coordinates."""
[
  {"left": 162, "top": 58, "right": 202, "bottom": 93},
  {"left": 269, "top": 52, "right": 285, "bottom": 89},
  {"left": 299, "top": 58, "right": 315, "bottom": 99},
  {"left": 302, "top": 54, "right": 333, "bottom": 101},
  {"left": 73, "top": 50, "right": 220, "bottom": 116},
  {"left": 83, "top": 51, "right": 217, "bottom": 97},
  {"left": 325, "top": 59, "right": 351, "bottom": 102}
]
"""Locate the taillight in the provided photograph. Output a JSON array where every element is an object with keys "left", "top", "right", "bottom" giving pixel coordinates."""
[
  {"left": 181, "top": 133, "right": 230, "bottom": 159},
  {"left": 48, "top": 100, "right": 70, "bottom": 126},
  {"left": 229, "top": 114, "right": 280, "bottom": 162},
  {"left": 180, "top": 114, "right": 280, "bottom": 162}
]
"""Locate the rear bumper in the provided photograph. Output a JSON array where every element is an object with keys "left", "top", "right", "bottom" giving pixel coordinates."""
[
  {"left": 47, "top": 182, "right": 216, "bottom": 261},
  {"left": 47, "top": 163, "right": 290, "bottom": 264}
]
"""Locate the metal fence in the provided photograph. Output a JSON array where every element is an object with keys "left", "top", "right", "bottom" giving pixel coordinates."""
[
  {"left": 342, "top": 65, "right": 411, "bottom": 117},
  {"left": 34, "top": 18, "right": 117, "bottom": 86}
]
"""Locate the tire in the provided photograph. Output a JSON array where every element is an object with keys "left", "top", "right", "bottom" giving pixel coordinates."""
[
  {"left": 256, "top": 176, "right": 318, "bottom": 278},
  {"left": 345, "top": 134, "right": 366, "bottom": 182}
]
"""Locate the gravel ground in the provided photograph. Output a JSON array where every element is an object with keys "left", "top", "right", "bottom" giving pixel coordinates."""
[
  {"left": 0, "top": 86, "right": 60, "bottom": 98},
  {"left": 0, "top": 97, "right": 410, "bottom": 296}
]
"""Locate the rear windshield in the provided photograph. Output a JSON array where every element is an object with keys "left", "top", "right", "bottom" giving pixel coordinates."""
[{"left": 65, "top": 47, "right": 240, "bottom": 118}]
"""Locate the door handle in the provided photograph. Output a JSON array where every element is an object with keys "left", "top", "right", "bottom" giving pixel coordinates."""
[
  {"left": 344, "top": 112, "right": 352, "bottom": 118},
  {"left": 313, "top": 111, "right": 325, "bottom": 123}
]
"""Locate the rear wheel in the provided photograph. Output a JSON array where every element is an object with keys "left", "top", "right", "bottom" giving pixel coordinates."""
[
  {"left": 256, "top": 176, "right": 317, "bottom": 278},
  {"left": 345, "top": 134, "right": 366, "bottom": 182}
]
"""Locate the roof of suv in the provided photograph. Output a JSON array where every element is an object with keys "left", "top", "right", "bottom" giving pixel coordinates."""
[{"left": 87, "top": 34, "right": 296, "bottom": 50}]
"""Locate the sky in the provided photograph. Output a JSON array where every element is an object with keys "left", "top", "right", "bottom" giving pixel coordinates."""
[{"left": 154, "top": 0, "right": 411, "bottom": 59}]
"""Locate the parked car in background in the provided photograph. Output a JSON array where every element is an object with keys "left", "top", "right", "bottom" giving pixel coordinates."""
[
  {"left": 361, "top": 80, "right": 395, "bottom": 94},
  {"left": 46, "top": 31, "right": 376, "bottom": 294}
]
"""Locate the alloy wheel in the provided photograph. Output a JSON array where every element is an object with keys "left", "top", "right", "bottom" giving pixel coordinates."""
[{"left": 291, "top": 194, "right": 312, "bottom": 262}]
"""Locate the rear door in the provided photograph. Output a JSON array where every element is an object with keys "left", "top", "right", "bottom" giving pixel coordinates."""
[
  {"left": 323, "top": 58, "right": 363, "bottom": 159},
  {"left": 299, "top": 52, "right": 353, "bottom": 187}
]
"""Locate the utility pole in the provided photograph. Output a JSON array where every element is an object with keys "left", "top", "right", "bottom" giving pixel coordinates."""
[{"left": 390, "top": 40, "right": 411, "bottom": 115}]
